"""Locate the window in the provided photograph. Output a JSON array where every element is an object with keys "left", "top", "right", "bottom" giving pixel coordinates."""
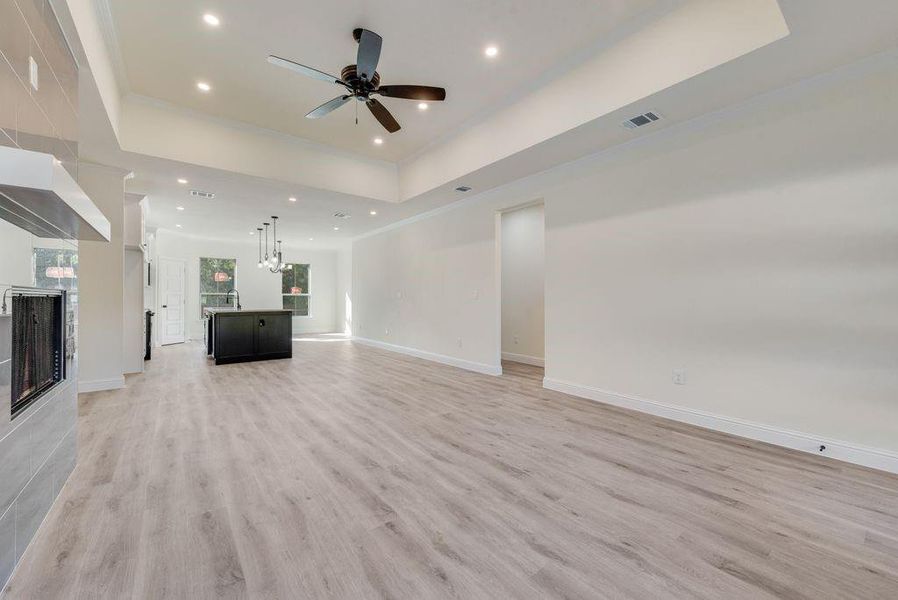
[
  {"left": 200, "top": 257, "right": 236, "bottom": 316},
  {"left": 33, "top": 247, "right": 78, "bottom": 294},
  {"left": 282, "top": 264, "right": 310, "bottom": 316}
]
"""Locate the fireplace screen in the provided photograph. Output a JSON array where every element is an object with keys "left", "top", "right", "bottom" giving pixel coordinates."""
[{"left": 10, "top": 290, "right": 65, "bottom": 417}]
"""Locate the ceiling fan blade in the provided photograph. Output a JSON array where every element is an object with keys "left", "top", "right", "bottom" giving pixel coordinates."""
[
  {"left": 377, "top": 85, "right": 446, "bottom": 101},
  {"left": 366, "top": 98, "right": 400, "bottom": 133},
  {"left": 356, "top": 29, "right": 383, "bottom": 82},
  {"left": 306, "top": 95, "right": 352, "bottom": 119},
  {"left": 267, "top": 55, "right": 345, "bottom": 85}
]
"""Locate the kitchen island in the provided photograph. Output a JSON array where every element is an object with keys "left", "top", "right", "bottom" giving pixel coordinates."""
[{"left": 204, "top": 307, "right": 293, "bottom": 365}]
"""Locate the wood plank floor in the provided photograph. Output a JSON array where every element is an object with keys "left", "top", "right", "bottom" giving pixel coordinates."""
[{"left": 3, "top": 337, "right": 898, "bottom": 599}]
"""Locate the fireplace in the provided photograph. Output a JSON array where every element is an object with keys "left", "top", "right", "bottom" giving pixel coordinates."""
[{"left": 2, "top": 287, "right": 66, "bottom": 417}]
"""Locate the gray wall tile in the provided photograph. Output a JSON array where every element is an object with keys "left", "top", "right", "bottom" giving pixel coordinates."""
[
  {"left": 0, "top": 0, "right": 80, "bottom": 580},
  {"left": 0, "top": 419, "right": 30, "bottom": 515},
  {"left": 28, "top": 390, "right": 67, "bottom": 473},
  {"left": 0, "top": 506, "right": 14, "bottom": 591},
  {"left": 50, "top": 427, "right": 76, "bottom": 495},
  {"left": 0, "top": 1, "right": 30, "bottom": 82},
  {"left": 1, "top": 0, "right": 78, "bottom": 164},
  {"left": 14, "top": 459, "right": 53, "bottom": 562}
]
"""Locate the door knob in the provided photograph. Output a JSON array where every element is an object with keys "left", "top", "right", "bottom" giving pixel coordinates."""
[{"left": 162, "top": 304, "right": 167, "bottom": 308}]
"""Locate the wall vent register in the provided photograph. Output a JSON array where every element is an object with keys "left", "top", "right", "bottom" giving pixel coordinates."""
[{"left": 189, "top": 189, "right": 216, "bottom": 200}]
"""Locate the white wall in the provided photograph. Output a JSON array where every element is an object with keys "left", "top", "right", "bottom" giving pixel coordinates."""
[
  {"left": 353, "top": 205, "right": 499, "bottom": 370},
  {"left": 154, "top": 231, "right": 340, "bottom": 340},
  {"left": 77, "top": 163, "right": 127, "bottom": 391},
  {"left": 335, "top": 244, "right": 353, "bottom": 335},
  {"left": 501, "top": 204, "right": 545, "bottom": 365},
  {"left": 353, "top": 57, "right": 898, "bottom": 461},
  {"left": 122, "top": 249, "right": 144, "bottom": 373}
]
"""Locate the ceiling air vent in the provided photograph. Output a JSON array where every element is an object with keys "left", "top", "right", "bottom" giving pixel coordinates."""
[
  {"left": 189, "top": 189, "right": 215, "bottom": 200},
  {"left": 455, "top": 186, "right": 472, "bottom": 193},
  {"left": 622, "top": 111, "right": 661, "bottom": 129},
  {"left": 333, "top": 212, "right": 352, "bottom": 219}
]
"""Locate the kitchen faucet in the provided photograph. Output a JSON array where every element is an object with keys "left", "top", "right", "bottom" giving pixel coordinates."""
[{"left": 227, "top": 289, "right": 241, "bottom": 310}]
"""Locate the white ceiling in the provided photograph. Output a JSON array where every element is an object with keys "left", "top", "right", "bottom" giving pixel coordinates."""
[
  {"left": 105, "top": 0, "right": 662, "bottom": 162},
  {"left": 118, "top": 152, "right": 395, "bottom": 246},
  {"left": 69, "top": 0, "right": 898, "bottom": 247}
]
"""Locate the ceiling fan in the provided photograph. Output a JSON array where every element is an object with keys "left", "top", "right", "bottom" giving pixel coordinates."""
[{"left": 267, "top": 28, "right": 446, "bottom": 134}]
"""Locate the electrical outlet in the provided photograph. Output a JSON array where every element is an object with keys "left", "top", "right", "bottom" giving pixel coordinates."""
[
  {"left": 472, "top": 289, "right": 479, "bottom": 300},
  {"left": 514, "top": 335, "right": 519, "bottom": 345},
  {"left": 672, "top": 369, "right": 686, "bottom": 385},
  {"left": 385, "top": 328, "right": 390, "bottom": 336}
]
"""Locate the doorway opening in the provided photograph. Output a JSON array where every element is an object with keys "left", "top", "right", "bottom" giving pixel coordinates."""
[{"left": 498, "top": 202, "right": 545, "bottom": 377}]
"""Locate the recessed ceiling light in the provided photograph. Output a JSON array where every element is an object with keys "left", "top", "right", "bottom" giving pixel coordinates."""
[
  {"left": 373, "top": 137, "right": 383, "bottom": 145},
  {"left": 417, "top": 102, "right": 428, "bottom": 111},
  {"left": 197, "top": 81, "right": 211, "bottom": 92},
  {"left": 288, "top": 197, "right": 297, "bottom": 202},
  {"left": 308, "top": 237, "right": 314, "bottom": 241},
  {"left": 202, "top": 13, "right": 220, "bottom": 27},
  {"left": 369, "top": 210, "right": 377, "bottom": 215},
  {"left": 249, "top": 231, "right": 255, "bottom": 235},
  {"left": 176, "top": 206, "right": 185, "bottom": 211},
  {"left": 484, "top": 45, "right": 499, "bottom": 58},
  {"left": 177, "top": 178, "right": 188, "bottom": 184},
  {"left": 333, "top": 226, "right": 340, "bottom": 231},
  {"left": 175, "top": 224, "right": 183, "bottom": 228}
]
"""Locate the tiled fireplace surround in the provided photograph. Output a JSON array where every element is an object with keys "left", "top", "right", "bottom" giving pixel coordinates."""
[{"left": 0, "top": 0, "right": 81, "bottom": 590}]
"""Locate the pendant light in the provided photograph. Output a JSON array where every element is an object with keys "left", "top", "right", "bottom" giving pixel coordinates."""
[{"left": 255, "top": 216, "right": 290, "bottom": 273}]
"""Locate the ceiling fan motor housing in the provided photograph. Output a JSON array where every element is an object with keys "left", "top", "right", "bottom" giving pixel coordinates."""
[{"left": 341, "top": 65, "right": 380, "bottom": 96}]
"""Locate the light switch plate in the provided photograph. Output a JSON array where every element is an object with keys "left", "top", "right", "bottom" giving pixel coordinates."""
[{"left": 28, "top": 56, "right": 39, "bottom": 91}]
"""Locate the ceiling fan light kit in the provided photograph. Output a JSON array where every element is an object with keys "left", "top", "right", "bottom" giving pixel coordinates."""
[{"left": 268, "top": 28, "right": 447, "bottom": 134}]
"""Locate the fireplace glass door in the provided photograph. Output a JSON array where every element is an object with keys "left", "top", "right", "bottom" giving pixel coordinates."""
[{"left": 10, "top": 290, "right": 65, "bottom": 417}]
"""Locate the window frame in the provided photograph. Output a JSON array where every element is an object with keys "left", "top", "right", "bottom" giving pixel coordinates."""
[
  {"left": 281, "top": 263, "right": 311, "bottom": 318},
  {"left": 199, "top": 256, "right": 237, "bottom": 318}
]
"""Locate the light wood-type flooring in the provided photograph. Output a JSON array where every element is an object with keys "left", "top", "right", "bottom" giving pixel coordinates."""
[{"left": 3, "top": 337, "right": 898, "bottom": 599}]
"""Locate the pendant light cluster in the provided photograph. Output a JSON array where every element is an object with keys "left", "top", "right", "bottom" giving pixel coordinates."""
[{"left": 257, "top": 216, "right": 292, "bottom": 273}]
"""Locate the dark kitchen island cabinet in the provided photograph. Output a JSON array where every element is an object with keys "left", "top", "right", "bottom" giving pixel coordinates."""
[{"left": 204, "top": 308, "right": 292, "bottom": 365}]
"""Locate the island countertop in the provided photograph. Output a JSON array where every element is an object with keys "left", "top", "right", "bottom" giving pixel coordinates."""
[{"left": 203, "top": 307, "right": 292, "bottom": 316}]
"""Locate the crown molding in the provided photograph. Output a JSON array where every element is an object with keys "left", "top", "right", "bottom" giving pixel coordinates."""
[{"left": 93, "top": 0, "right": 131, "bottom": 94}]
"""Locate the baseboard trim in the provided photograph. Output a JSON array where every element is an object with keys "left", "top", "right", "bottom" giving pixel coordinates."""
[
  {"left": 353, "top": 337, "right": 502, "bottom": 376},
  {"left": 543, "top": 377, "right": 898, "bottom": 475},
  {"left": 501, "top": 352, "right": 545, "bottom": 367},
  {"left": 78, "top": 376, "right": 126, "bottom": 393}
]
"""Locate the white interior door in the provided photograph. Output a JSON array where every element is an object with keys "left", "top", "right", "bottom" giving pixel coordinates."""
[{"left": 158, "top": 257, "right": 187, "bottom": 345}]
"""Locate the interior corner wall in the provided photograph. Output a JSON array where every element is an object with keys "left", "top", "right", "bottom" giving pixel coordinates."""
[
  {"left": 352, "top": 59, "right": 898, "bottom": 458},
  {"left": 77, "top": 164, "right": 126, "bottom": 391},
  {"left": 153, "top": 231, "right": 340, "bottom": 339},
  {"left": 501, "top": 204, "right": 545, "bottom": 364}
]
